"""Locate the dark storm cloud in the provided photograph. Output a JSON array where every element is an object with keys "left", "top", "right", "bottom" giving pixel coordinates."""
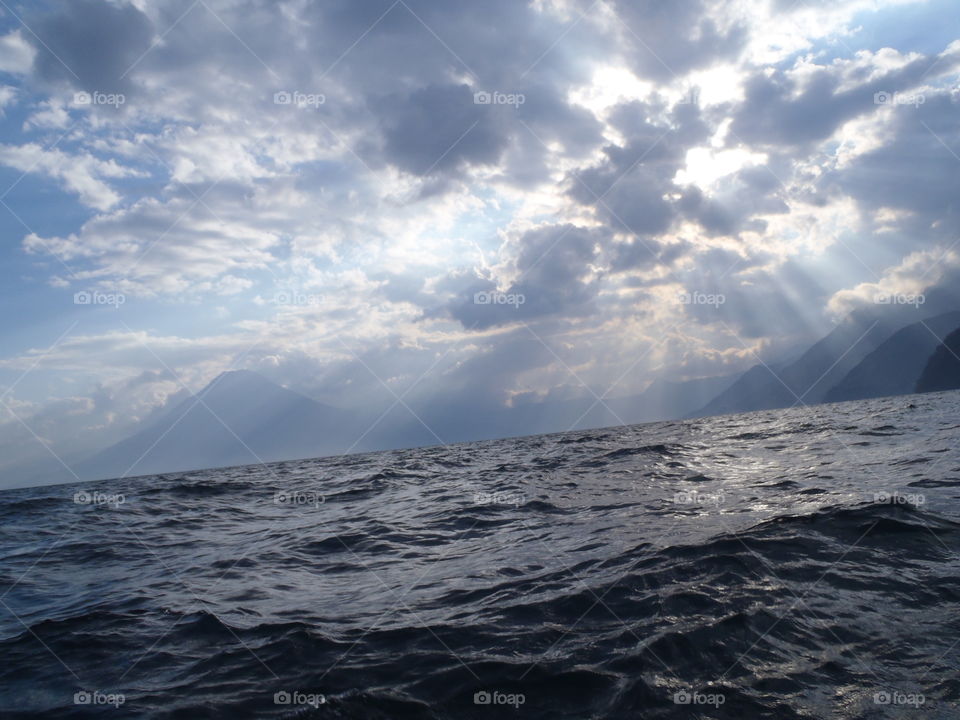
[
  {"left": 373, "top": 83, "right": 509, "bottom": 177},
  {"left": 678, "top": 164, "right": 788, "bottom": 237},
  {"left": 30, "top": 0, "right": 153, "bottom": 95},
  {"left": 730, "top": 48, "right": 960, "bottom": 149},
  {"left": 361, "top": 77, "right": 603, "bottom": 189},
  {"left": 605, "top": 236, "right": 667, "bottom": 272},
  {"left": 290, "top": 0, "right": 606, "bottom": 185},
  {"left": 576, "top": 161, "right": 677, "bottom": 234},
  {"left": 439, "top": 224, "right": 607, "bottom": 329},
  {"left": 605, "top": 0, "right": 747, "bottom": 81},
  {"left": 305, "top": 0, "right": 592, "bottom": 87},
  {"left": 567, "top": 100, "right": 710, "bottom": 236},
  {"left": 822, "top": 90, "right": 960, "bottom": 240},
  {"left": 513, "top": 82, "right": 605, "bottom": 158}
]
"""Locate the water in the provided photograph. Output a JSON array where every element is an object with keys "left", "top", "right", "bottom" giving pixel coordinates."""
[{"left": 1, "top": 392, "right": 959, "bottom": 718}]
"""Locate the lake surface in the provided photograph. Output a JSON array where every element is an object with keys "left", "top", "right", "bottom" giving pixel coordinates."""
[{"left": 2, "top": 392, "right": 959, "bottom": 718}]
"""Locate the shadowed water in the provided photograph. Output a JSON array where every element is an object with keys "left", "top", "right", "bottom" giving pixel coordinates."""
[{"left": 1, "top": 392, "right": 959, "bottom": 718}]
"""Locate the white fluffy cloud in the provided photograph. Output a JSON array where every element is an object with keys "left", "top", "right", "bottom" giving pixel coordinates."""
[{"left": 0, "top": 142, "right": 143, "bottom": 210}]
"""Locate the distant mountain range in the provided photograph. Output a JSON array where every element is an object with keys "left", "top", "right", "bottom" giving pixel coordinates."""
[
  {"left": 692, "top": 309, "right": 901, "bottom": 417},
  {"left": 826, "top": 311, "right": 960, "bottom": 402},
  {"left": 74, "top": 370, "right": 360, "bottom": 482},
  {"left": 60, "top": 368, "right": 740, "bottom": 484},
  {"left": 691, "top": 301, "right": 960, "bottom": 418},
  {"left": 13, "top": 302, "right": 960, "bottom": 486}
]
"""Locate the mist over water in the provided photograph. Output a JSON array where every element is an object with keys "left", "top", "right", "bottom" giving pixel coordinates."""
[{"left": 2, "top": 391, "right": 959, "bottom": 718}]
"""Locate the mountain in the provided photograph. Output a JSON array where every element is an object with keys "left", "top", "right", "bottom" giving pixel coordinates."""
[
  {"left": 411, "top": 372, "right": 744, "bottom": 444},
  {"left": 611, "top": 373, "right": 741, "bottom": 423},
  {"left": 13, "top": 368, "right": 744, "bottom": 487},
  {"left": 23, "top": 299, "right": 958, "bottom": 487},
  {"left": 520, "top": 373, "right": 742, "bottom": 431},
  {"left": 76, "top": 371, "right": 356, "bottom": 481},
  {"left": 825, "top": 312, "right": 960, "bottom": 402},
  {"left": 916, "top": 327, "right": 960, "bottom": 393},
  {"left": 693, "top": 310, "right": 901, "bottom": 417}
]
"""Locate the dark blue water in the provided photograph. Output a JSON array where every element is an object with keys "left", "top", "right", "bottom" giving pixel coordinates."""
[{"left": 2, "top": 392, "right": 959, "bottom": 718}]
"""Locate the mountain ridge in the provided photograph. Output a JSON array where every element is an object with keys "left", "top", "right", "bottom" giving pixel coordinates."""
[
  {"left": 826, "top": 311, "right": 960, "bottom": 402},
  {"left": 916, "top": 327, "right": 960, "bottom": 393},
  {"left": 14, "top": 302, "right": 960, "bottom": 487}
]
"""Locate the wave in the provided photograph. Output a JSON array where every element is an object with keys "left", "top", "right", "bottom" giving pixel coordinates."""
[{"left": 2, "top": 392, "right": 959, "bottom": 718}]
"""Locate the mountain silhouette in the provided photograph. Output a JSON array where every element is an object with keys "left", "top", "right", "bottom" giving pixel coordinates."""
[
  {"left": 916, "top": 327, "right": 960, "bottom": 394},
  {"left": 76, "top": 370, "right": 356, "bottom": 481},
  {"left": 693, "top": 310, "right": 899, "bottom": 416},
  {"left": 826, "top": 311, "right": 960, "bottom": 402}
]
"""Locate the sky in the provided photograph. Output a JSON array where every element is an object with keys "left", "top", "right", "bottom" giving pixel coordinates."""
[{"left": 0, "top": 0, "right": 959, "bottom": 478}]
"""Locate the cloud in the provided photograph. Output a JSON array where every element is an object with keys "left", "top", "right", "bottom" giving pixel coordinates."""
[
  {"left": 568, "top": 99, "right": 711, "bottom": 236},
  {"left": 0, "top": 85, "right": 17, "bottom": 115},
  {"left": 730, "top": 45, "right": 960, "bottom": 149},
  {"left": 23, "top": 187, "right": 280, "bottom": 295},
  {"left": 438, "top": 223, "right": 606, "bottom": 329},
  {"left": 29, "top": 0, "right": 153, "bottom": 95},
  {"left": 0, "top": 142, "right": 142, "bottom": 210},
  {"left": 374, "top": 83, "right": 510, "bottom": 178},
  {"left": 0, "top": 29, "right": 36, "bottom": 75},
  {"left": 827, "top": 247, "right": 960, "bottom": 317},
  {"left": 822, "top": 88, "right": 960, "bottom": 241},
  {"left": 2, "top": 0, "right": 960, "bottom": 486},
  {"left": 605, "top": 0, "right": 748, "bottom": 81}
]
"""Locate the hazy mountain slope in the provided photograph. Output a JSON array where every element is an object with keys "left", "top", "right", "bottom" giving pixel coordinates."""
[
  {"left": 414, "top": 371, "right": 744, "bottom": 444},
  {"left": 916, "top": 327, "right": 960, "bottom": 393},
  {"left": 11, "top": 369, "right": 744, "bottom": 487},
  {"left": 826, "top": 311, "right": 960, "bottom": 402},
  {"left": 348, "top": 371, "right": 746, "bottom": 453},
  {"left": 610, "top": 373, "right": 742, "bottom": 424},
  {"left": 76, "top": 371, "right": 355, "bottom": 481},
  {"left": 17, "top": 303, "right": 948, "bottom": 487},
  {"left": 690, "top": 364, "right": 790, "bottom": 417},
  {"left": 694, "top": 311, "right": 904, "bottom": 417}
]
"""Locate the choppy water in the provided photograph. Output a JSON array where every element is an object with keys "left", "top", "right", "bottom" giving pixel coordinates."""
[{"left": 2, "top": 392, "right": 960, "bottom": 718}]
